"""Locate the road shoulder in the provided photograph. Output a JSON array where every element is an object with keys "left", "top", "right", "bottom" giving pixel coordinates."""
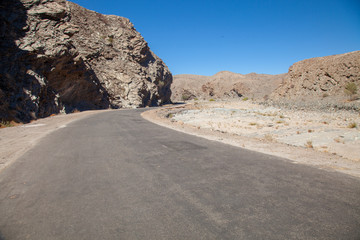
[{"left": 0, "top": 110, "right": 107, "bottom": 172}]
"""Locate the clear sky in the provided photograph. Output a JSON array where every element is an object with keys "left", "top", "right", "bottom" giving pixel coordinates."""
[{"left": 70, "top": 0, "right": 360, "bottom": 76}]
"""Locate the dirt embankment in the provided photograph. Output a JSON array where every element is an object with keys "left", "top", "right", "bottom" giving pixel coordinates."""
[{"left": 142, "top": 101, "right": 360, "bottom": 178}]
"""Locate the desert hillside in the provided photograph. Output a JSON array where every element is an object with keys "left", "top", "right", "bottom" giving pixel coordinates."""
[
  {"left": 172, "top": 51, "right": 360, "bottom": 110},
  {"left": 0, "top": 0, "right": 172, "bottom": 123},
  {"left": 171, "top": 71, "right": 285, "bottom": 102},
  {"left": 270, "top": 51, "right": 360, "bottom": 105}
]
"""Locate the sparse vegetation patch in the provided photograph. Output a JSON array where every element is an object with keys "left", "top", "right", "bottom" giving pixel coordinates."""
[
  {"left": 0, "top": 120, "right": 15, "bottom": 128},
  {"left": 161, "top": 100, "right": 360, "bottom": 165},
  {"left": 108, "top": 36, "right": 114, "bottom": 44},
  {"left": 182, "top": 94, "right": 191, "bottom": 101},
  {"left": 348, "top": 122, "right": 357, "bottom": 129},
  {"left": 305, "top": 140, "right": 313, "bottom": 148},
  {"left": 264, "top": 134, "right": 274, "bottom": 141},
  {"left": 344, "top": 82, "right": 358, "bottom": 101}
]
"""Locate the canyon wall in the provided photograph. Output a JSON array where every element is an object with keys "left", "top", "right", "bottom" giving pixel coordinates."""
[{"left": 0, "top": 0, "right": 172, "bottom": 122}]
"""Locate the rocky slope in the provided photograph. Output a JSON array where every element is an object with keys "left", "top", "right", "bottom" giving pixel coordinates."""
[
  {"left": 270, "top": 51, "right": 360, "bottom": 105},
  {"left": 171, "top": 71, "right": 285, "bottom": 102},
  {"left": 0, "top": 0, "right": 172, "bottom": 123},
  {"left": 172, "top": 51, "right": 360, "bottom": 109}
]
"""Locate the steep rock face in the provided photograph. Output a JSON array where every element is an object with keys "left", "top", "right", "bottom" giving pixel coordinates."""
[
  {"left": 171, "top": 71, "right": 285, "bottom": 102},
  {"left": 270, "top": 51, "right": 360, "bottom": 103},
  {"left": 0, "top": 0, "right": 172, "bottom": 122}
]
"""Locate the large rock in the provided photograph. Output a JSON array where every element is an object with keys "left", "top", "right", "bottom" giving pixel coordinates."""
[
  {"left": 0, "top": 0, "right": 172, "bottom": 122},
  {"left": 270, "top": 51, "right": 360, "bottom": 104}
]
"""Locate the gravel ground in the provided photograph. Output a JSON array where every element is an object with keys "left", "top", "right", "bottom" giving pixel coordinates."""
[{"left": 142, "top": 101, "right": 360, "bottom": 178}]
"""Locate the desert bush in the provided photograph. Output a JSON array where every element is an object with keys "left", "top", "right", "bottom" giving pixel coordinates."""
[
  {"left": 345, "top": 82, "right": 357, "bottom": 95},
  {"left": 108, "top": 36, "right": 114, "bottom": 44},
  {"left": 264, "top": 134, "right": 274, "bottom": 141},
  {"left": 0, "top": 120, "right": 14, "bottom": 128},
  {"left": 209, "top": 98, "right": 215, "bottom": 102},
  {"left": 242, "top": 97, "right": 249, "bottom": 101},
  {"left": 305, "top": 140, "right": 313, "bottom": 148},
  {"left": 344, "top": 82, "right": 358, "bottom": 100},
  {"left": 348, "top": 122, "right": 357, "bottom": 128},
  {"left": 182, "top": 94, "right": 191, "bottom": 101}
]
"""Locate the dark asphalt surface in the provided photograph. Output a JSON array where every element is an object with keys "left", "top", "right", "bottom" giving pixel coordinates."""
[{"left": 0, "top": 109, "right": 359, "bottom": 240}]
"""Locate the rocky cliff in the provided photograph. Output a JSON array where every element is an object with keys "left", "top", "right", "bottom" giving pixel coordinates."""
[
  {"left": 0, "top": 0, "right": 172, "bottom": 123},
  {"left": 171, "top": 71, "right": 285, "bottom": 102},
  {"left": 270, "top": 51, "right": 360, "bottom": 104}
]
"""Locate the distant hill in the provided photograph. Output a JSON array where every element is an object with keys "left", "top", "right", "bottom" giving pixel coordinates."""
[
  {"left": 172, "top": 51, "right": 360, "bottom": 109},
  {"left": 171, "top": 71, "right": 285, "bottom": 102}
]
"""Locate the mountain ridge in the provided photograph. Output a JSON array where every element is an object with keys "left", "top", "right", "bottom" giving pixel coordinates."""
[{"left": 171, "top": 51, "right": 359, "bottom": 107}]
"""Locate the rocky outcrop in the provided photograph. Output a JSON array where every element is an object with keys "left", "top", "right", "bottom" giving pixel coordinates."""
[
  {"left": 270, "top": 51, "right": 360, "bottom": 103},
  {"left": 0, "top": 0, "right": 172, "bottom": 122},
  {"left": 171, "top": 71, "right": 285, "bottom": 102}
]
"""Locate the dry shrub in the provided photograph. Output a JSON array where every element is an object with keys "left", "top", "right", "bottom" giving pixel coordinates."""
[
  {"left": 348, "top": 122, "right": 357, "bottom": 129},
  {"left": 264, "top": 134, "right": 274, "bottom": 142},
  {"left": 305, "top": 140, "right": 313, "bottom": 148}
]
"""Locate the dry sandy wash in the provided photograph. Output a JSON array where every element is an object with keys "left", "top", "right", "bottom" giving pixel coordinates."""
[{"left": 142, "top": 101, "right": 360, "bottom": 178}]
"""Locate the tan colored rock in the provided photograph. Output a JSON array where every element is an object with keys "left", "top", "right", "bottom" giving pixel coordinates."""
[
  {"left": 171, "top": 71, "right": 285, "bottom": 102},
  {"left": 270, "top": 51, "right": 360, "bottom": 104}
]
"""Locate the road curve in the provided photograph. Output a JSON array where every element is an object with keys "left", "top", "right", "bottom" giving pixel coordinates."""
[{"left": 0, "top": 109, "right": 359, "bottom": 239}]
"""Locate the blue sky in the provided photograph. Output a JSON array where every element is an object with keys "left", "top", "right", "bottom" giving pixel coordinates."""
[{"left": 70, "top": 0, "right": 360, "bottom": 76}]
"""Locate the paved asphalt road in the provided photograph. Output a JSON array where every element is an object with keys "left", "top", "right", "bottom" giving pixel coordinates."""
[{"left": 0, "top": 109, "right": 359, "bottom": 240}]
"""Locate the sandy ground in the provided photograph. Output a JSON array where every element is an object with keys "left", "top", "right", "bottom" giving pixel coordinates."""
[
  {"left": 142, "top": 101, "right": 360, "bottom": 178},
  {"left": 0, "top": 110, "right": 106, "bottom": 172}
]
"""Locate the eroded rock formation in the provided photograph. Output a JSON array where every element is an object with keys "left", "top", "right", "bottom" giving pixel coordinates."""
[
  {"left": 171, "top": 71, "right": 285, "bottom": 102},
  {"left": 0, "top": 0, "right": 172, "bottom": 122},
  {"left": 270, "top": 51, "right": 360, "bottom": 103}
]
